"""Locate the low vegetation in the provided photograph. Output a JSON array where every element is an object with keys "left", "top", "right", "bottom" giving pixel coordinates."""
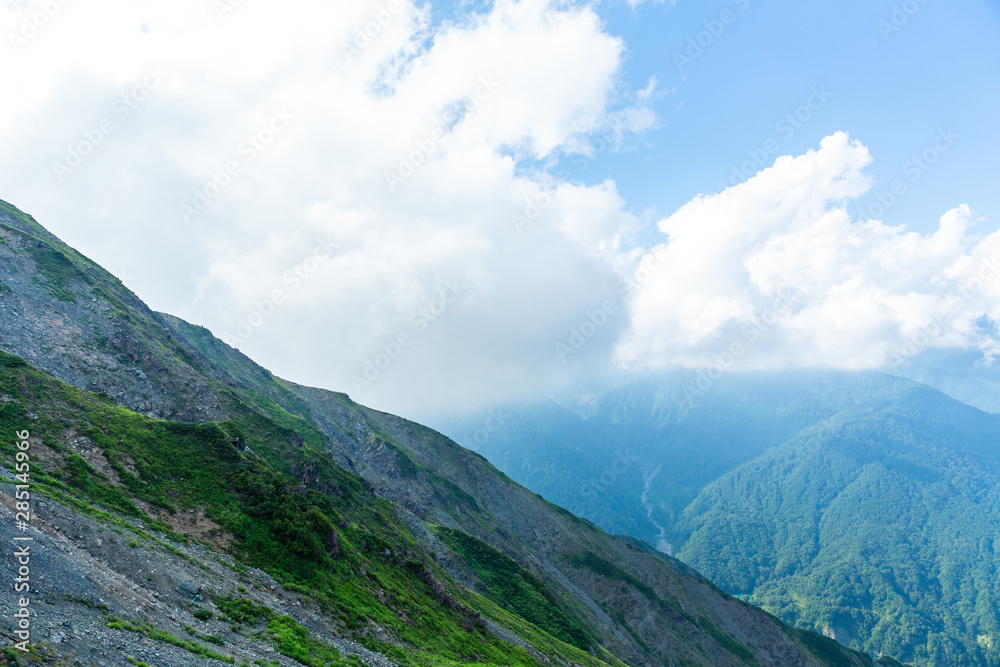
[{"left": 0, "top": 349, "right": 610, "bottom": 667}]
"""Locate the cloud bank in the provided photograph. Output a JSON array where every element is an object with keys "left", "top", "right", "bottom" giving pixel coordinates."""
[
  {"left": 617, "top": 132, "right": 1000, "bottom": 374},
  {"left": 0, "top": 0, "right": 648, "bottom": 417},
  {"left": 1, "top": 0, "right": 997, "bottom": 418}
]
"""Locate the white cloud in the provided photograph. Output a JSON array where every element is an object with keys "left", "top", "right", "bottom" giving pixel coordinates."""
[
  {"left": 4, "top": 0, "right": 997, "bottom": 419},
  {"left": 617, "top": 132, "right": 1000, "bottom": 372},
  {"left": 0, "top": 0, "right": 646, "bottom": 418},
  {"left": 623, "top": 0, "right": 674, "bottom": 9}
]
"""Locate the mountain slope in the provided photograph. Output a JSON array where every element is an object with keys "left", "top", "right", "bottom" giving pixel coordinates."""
[
  {"left": 676, "top": 384, "right": 1000, "bottom": 666},
  {"left": 2, "top": 348, "right": 594, "bottom": 667},
  {"left": 0, "top": 199, "right": 880, "bottom": 666},
  {"left": 435, "top": 371, "right": 911, "bottom": 549},
  {"left": 435, "top": 372, "right": 1000, "bottom": 666}
]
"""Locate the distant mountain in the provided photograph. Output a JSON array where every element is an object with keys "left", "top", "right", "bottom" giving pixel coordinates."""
[
  {"left": 438, "top": 371, "right": 909, "bottom": 549},
  {"left": 436, "top": 371, "right": 1000, "bottom": 665},
  {"left": 0, "top": 197, "right": 882, "bottom": 666},
  {"left": 890, "top": 348, "right": 1000, "bottom": 414}
]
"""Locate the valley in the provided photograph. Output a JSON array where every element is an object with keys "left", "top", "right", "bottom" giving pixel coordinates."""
[{"left": 437, "top": 373, "right": 1000, "bottom": 665}]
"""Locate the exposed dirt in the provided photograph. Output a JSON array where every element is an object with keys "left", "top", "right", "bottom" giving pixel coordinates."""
[{"left": 0, "top": 470, "right": 400, "bottom": 667}]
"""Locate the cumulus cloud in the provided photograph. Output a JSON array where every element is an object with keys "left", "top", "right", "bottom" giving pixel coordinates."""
[
  {"left": 617, "top": 132, "right": 1000, "bottom": 372},
  {"left": 3, "top": 0, "right": 997, "bottom": 419},
  {"left": 0, "top": 0, "right": 646, "bottom": 418}
]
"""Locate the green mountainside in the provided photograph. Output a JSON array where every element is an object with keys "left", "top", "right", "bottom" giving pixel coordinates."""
[
  {"left": 436, "top": 373, "right": 1000, "bottom": 665},
  {"left": 677, "top": 385, "right": 1000, "bottom": 666},
  {"left": 0, "top": 198, "right": 880, "bottom": 666}
]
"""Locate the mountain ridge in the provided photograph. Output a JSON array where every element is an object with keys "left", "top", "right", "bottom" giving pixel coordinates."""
[
  {"left": 0, "top": 198, "right": 886, "bottom": 666},
  {"left": 435, "top": 370, "right": 1000, "bottom": 665}
]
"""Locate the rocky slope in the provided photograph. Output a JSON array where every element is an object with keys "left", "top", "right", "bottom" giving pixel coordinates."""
[{"left": 0, "top": 199, "right": 888, "bottom": 666}]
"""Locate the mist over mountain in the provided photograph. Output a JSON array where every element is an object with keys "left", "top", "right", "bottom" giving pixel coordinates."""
[
  {"left": 435, "top": 369, "right": 1000, "bottom": 665},
  {"left": 890, "top": 348, "right": 1000, "bottom": 414}
]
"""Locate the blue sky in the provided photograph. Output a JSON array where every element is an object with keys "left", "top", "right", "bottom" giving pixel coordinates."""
[
  {"left": 437, "top": 0, "right": 1000, "bottom": 237},
  {"left": 613, "top": 0, "right": 1000, "bottom": 236}
]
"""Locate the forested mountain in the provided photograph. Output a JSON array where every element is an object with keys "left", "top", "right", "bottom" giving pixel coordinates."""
[{"left": 436, "top": 372, "right": 1000, "bottom": 665}]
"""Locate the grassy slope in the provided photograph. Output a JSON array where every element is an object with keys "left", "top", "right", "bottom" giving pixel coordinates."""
[
  {"left": 0, "top": 202, "right": 629, "bottom": 665},
  {"left": 0, "top": 349, "right": 615, "bottom": 667}
]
